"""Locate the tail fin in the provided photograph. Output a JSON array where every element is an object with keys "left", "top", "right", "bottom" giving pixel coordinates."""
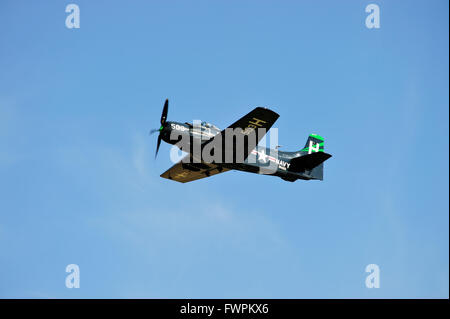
[
  {"left": 300, "top": 133, "right": 325, "bottom": 154},
  {"left": 290, "top": 134, "right": 331, "bottom": 180}
]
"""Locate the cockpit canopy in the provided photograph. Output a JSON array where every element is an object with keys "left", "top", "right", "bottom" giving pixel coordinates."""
[{"left": 201, "top": 121, "right": 220, "bottom": 130}]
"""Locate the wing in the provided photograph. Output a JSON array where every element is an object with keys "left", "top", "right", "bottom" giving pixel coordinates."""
[
  {"left": 202, "top": 107, "right": 279, "bottom": 162},
  {"left": 160, "top": 158, "right": 230, "bottom": 183}
]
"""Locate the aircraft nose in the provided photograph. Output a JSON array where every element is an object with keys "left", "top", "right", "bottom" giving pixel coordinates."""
[
  {"left": 160, "top": 121, "right": 174, "bottom": 140},
  {"left": 162, "top": 122, "right": 172, "bottom": 132}
]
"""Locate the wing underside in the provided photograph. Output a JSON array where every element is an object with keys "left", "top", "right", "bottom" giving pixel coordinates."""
[{"left": 160, "top": 159, "right": 230, "bottom": 183}]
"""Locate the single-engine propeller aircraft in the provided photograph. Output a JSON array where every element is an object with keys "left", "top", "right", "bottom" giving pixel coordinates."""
[{"left": 150, "top": 99, "right": 332, "bottom": 183}]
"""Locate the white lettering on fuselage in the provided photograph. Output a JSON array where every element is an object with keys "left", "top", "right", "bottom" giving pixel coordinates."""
[
  {"left": 171, "top": 123, "right": 189, "bottom": 132},
  {"left": 251, "top": 150, "right": 290, "bottom": 170}
]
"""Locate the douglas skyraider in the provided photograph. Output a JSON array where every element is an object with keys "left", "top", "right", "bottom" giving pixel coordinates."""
[{"left": 150, "top": 99, "right": 332, "bottom": 183}]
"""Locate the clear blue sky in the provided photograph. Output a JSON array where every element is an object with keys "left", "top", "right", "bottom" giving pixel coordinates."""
[{"left": 0, "top": 0, "right": 448, "bottom": 298}]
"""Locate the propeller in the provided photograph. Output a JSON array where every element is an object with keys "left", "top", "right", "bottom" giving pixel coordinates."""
[{"left": 150, "top": 99, "right": 169, "bottom": 158}]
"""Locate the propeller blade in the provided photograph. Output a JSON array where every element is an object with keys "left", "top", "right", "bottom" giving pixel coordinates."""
[
  {"left": 152, "top": 99, "right": 169, "bottom": 159},
  {"left": 155, "top": 135, "right": 162, "bottom": 158},
  {"left": 160, "top": 99, "right": 168, "bottom": 125}
]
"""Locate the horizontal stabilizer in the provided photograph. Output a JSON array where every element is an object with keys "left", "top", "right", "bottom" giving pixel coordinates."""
[{"left": 289, "top": 152, "right": 332, "bottom": 172}]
